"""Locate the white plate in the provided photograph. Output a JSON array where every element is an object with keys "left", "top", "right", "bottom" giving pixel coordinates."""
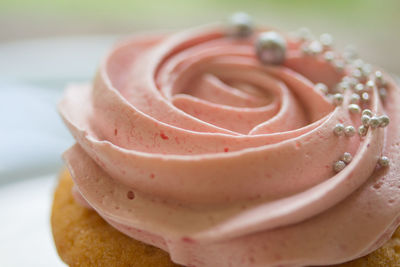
[{"left": 0, "top": 175, "right": 64, "bottom": 267}]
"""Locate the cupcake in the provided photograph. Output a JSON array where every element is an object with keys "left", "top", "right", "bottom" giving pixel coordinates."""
[{"left": 52, "top": 13, "right": 400, "bottom": 266}]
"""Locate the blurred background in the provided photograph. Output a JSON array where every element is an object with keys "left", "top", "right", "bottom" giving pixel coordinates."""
[
  {"left": 0, "top": 1, "right": 399, "bottom": 266},
  {"left": 1, "top": 0, "right": 400, "bottom": 72}
]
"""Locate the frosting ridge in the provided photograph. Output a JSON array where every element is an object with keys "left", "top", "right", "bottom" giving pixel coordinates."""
[{"left": 59, "top": 24, "right": 400, "bottom": 266}]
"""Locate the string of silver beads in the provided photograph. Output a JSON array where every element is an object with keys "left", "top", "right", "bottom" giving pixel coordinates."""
[{"left": 334, "top": 152, "right": 353, "bottom": 172}]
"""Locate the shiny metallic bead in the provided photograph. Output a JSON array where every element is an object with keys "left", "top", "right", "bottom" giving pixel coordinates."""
[
  {"left": 361, "top": 92, "right": 370, "bottom": 102},
  {"left": 255, "top": 31, "right": 287, "bottom": 65},
  {"left": 374, "top": 71, "right": 385, "bottom": 86},
  {"left": 378, "top": 156, "right": 390, "bottom": 167},
  {"left": 341, "top": 76, "right": 351, "bottom": 83},
  {"left": 369, "top": 116, "right": 380, "bottom": 128},
  {"left": 333, "top": 123, "right": 345, "bottom": 136},
  {"left": 332, "top": 93, "right": 344, "bottom": 106},
  {"left": 379, "top": 88, "right": 387, "bottom": 100},
  {"left": 358, "top": 125, "right": 368, "bottom": 136},
  {"left": 342, "top": 152, "right": 353, "bottom": 164},
  {"left": 335, "top": 82, "right": 348, "bottom": 93},
  {"left": 333, "top": 160, "right": 346, "bottom": 172},
  {"left": 297, "top": 27, "right": 313, "bottom": 41},
  {"left": 353, "top": 59, "right": 364, "bottom": 69},
  {"left": 309, "top": 40, "right": 323, "bottom": 55},
  {"left": 375, "top": 70, "right": 383, "bottom": 79},
  {"left": 342, "top": 76, "right": 358, "bottom": 88},
  {"left": 343, "top": 45, "right": 358, "bottom": 62},
  {"left": 365, "top": 80, "right": 375, "bottom": 91},
  {"left": 228, "top": 12, "right": 254, "bottom": 38},
  {"left": 350, "top": 93, "right": 360, "bottom": 104},
  {"left": 320, "top": 33, "right": 333, "bottom": 47},
  {"left": 361, "top": 64, "right": 372, "bottom": 76},
  {"left": 379, "top": 115, "right": 390, "bottom": 127},
  {"left": 301, "top": 44, "right": 311, "bottom": 55},
  {"left": 354, "top": 83, "right": 365, "bottom": 94},
  {"left": 344, "top": 126, "right": 356, "bottom": 137},
  {"left": 334, "top": 60, "right": 345, "bottom": 72},
  {"left": 348, "top": 104, "right": 361, "bottom": 114},
  {"left": 361, "top": 115, "right": 371, "bottom": 127},
  {"left": 315, "top": 83, "right": 328, "bottom": 95},
  {"left": 324, "top": 51, "right": 335, "bottom": 62},
  {"left": 362, "top": 109, "right": 373, "bottom": 117},
  {"left": 344, "top": 55, "right": 356, "bottom": 64},
  {"left": 352, "top": 69, "right": 362, "bottom": 80}
]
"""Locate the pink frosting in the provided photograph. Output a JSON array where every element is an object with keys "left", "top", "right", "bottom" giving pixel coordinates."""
[{"left": 59, "top": 25, "right": 400, "bottom": 266}]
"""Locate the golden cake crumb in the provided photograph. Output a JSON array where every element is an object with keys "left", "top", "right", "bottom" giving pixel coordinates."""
[
  {"left": 51, "top": 169, "right": 180, "bottom": 267},
  {"left": 51, "top": 170, "right": 400, "bottom": 267},
  {"left": 335, "top": 228, "right": 400, "bottom": 267}
]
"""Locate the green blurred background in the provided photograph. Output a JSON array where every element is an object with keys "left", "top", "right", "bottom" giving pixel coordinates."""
[{"left": 0, "top": 0, "right": 399, "bottom": 73}]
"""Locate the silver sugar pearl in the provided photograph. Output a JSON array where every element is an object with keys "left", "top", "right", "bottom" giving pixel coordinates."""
[
  {"left": 334, "top": 60, "right": 345, "bottom": 72},
  {"left": 228, "top": 12, "right": 254, "bottom": 38},
  {"left": 309, "top": 40, "right": 323, "bottom": 55},
  {"left": 379, "top": 88, "right": 387, "bottom": 100},
  {"left": 350, "top": 93, "right": 360, "bottom": 104},
  {"left": 343, "top": 45, "right": 358, "bottom": 62},
  {"left": 362, "top": 109, "right": 373, "bottom": 117},
  {"left": 324, "top": 51, "right": 335, "bottom": 62},
  {"left": 361, "top": 92, "right": 370, "bottom": 102},
  {"left": 333, "top": 160, "right": 346, "bottom": 172},
  {"left": 358, "top": 125, "right": 368, "bottom": 136},
  {"left": 369, "top": 116, "right": 380, "bottom": 128},
  {"left": 365, "top": 80, "right": 375, "bottom": 91},
  {"left": 375, "top": 70, "right": 383, "bottom": 79},
  {"left": 344, "top": 125, "right": 356, "bottom": 137},
  {"left": 354, "top": 83, "right": 365, "bottom": 94},
  {"left": 361, "top": 64, "right": 372, "bottom": 76},
  {"left": 315, "top": 83, "right": 328, "bottom": 95},
  {"left": 374, "top": 70, "right": 385, "bottom": 86},
  {"left": 255, "top": 31, "right": 287, "bottom": 65},
  {"left": 378, "top": 156, "right": 390, "bottom": 167},
  {"left": 301, "top": 43, "right": 311, "bottom": 55},
  {"left": 343, "top": 76, "right": 358, "bottom": 88},
  {"left": 333, "top": 93, "right": 344, "bottom": 106},
  {"left": 353, "top": 59, "right": 364, "bottom": 69},
  {"left": 342, "top": 76, "right": 351, "bottom": 83},
  {"left": 344, "top": 56, "right": 355, "bottom": 64},
  {"left": 379, "top": 115, "right": 390, "bottom": 127},
  {"left": 348, "top": 104, "right": 361, "bottom": 114},
  {"left": 342, "top": 152, "right": 353, "bottom": 164},
  {"left": 337, "top": 81, "right": 350, "bottom": 92},
  {"left": 361, "top": 115, "right": 371, "bottom": 127},
  {"left": 333, "top": 123, "right": 345, "bottom": 136},
  {"left": 320, "top": 33, "right": 333, "bottom": 47},
  {"left": 297, "top": 27, "right": 313, "bottom": 41},
  {"left": 352, "top": 69, "right": 363, "bottom": 79}
]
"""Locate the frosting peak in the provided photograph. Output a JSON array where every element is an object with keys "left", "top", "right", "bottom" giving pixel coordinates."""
[{"left": 60, "top": 24, "right": 400, "bottom": 266}]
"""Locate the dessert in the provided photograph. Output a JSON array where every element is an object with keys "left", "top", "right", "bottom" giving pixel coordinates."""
[{"left": 52, "top": 13, "right": 400, "bottom": 266}]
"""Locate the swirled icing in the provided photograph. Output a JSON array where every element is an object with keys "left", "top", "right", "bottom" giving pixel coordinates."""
[{"left": 59, "top": 25, "right": 400, "bottom": 266}]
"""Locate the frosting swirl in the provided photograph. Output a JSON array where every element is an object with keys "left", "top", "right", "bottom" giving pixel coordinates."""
[{"left": 60, "top": 24, "right": 400, "bottom": 266}]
